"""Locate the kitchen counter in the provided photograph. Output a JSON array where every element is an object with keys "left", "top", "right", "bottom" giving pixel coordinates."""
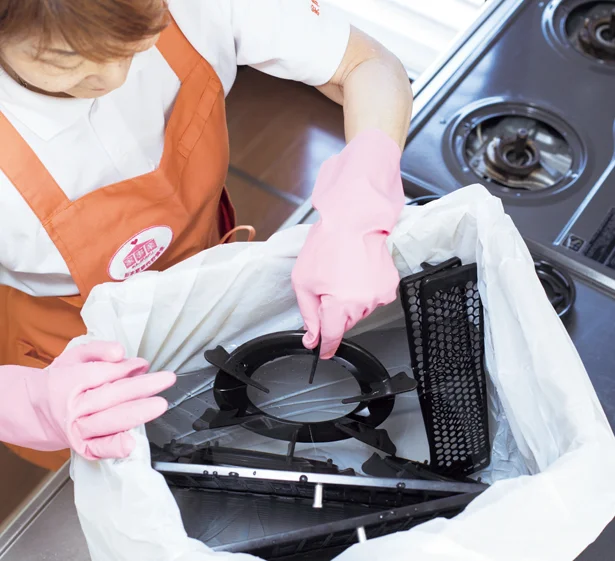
[{"left": 0, "top": 466, "right": 87, "bottom": 560}]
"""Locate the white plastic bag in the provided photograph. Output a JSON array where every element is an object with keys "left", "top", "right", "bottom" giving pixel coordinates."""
[{"left": 68, "top": 184, "right": 615, "bottom": 561}]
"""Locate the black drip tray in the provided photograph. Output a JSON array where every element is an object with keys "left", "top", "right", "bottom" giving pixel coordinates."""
[
  {"left": 172, "top": 486, "right": 477, "bottom": 559},
  {"left": 173, "top": 487, "right": 376, "bottom": 548}
]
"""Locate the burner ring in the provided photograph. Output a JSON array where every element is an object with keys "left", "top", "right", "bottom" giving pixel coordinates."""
[
  {"left": 534, "top": 260, "right": 577, "bottom": 319},
  {"left": 544, "top": 0, "right": 615, "bottom": 65},
  {"left": 445, "top": 100, "right": 585, "bottom": 196},
  {"left": 211, "top": 331, "right": 396, "bottom": 443},
  {"left": 486, "top": 129, "right": 541, "bottom": 178},
  {"left": 579, "top": 10, "right": 615, "bottom": 56}
]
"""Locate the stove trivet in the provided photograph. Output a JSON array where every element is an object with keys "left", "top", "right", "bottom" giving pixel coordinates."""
[
  {"left": 342, "top": 372, "right": 418, "bottom": 404},
  {"left": 545, "top": 0, "right": 615, "bottom": 64},
  {"left": 446, "top": 101, "right": 584, "bottom": 194},
  {"left": 534, "top": 260, "right": 577, "bottom": 318},
  {"left": 400, "top": 260, "right": 491, "bottom": 477},
  {"left": 204, "top": 346, "right": 270, "bottom": 393},
  {"left": 195, "top": 331, "right": 417, "bottom": 447}
]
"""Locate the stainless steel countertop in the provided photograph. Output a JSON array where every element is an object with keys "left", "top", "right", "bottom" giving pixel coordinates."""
[{"left": 0, "top": 466, "right": 89, "bottom": 560}]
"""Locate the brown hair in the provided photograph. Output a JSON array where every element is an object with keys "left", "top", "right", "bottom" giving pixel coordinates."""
[{"left": 0, "top": 0, "right": 170, "bottom": 61}]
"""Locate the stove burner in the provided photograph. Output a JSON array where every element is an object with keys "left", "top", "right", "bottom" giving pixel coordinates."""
[
  {"left": 548, "top": 0, "right": 615, "bottom": 64},
  {"left": 485, "top": 129, "right": 541, "bottom": 179},
  {"left": 466, "top": 116, "right": 573, "bottom": 190},
  {"left": 579, "top": 9, "right": 615, "bottom": 58},
  {"left": 449, "top": 102, "right": 584, "bottom": 193},
  {"left": 534, "top": 260, "right": 577, "bottom": 319},
  {"left": 565, "top": 2, "right": 615, "bottom": 63}
]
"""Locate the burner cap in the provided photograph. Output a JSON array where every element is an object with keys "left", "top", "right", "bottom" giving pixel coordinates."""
[
  {"left": 534, "top": 260, "right": 576, "bottom": 319},
  {"left": 454, "top": 106, "right": 581, "bottom": 192},
  {"left": 555, "top": 1, "right": 615, "bottom": 64},
  {"left": 579, "top": 9, "right": 615, "bottom": 58},
  {"left": 485, "top": 129, "right": 542, "bottom": 178}
]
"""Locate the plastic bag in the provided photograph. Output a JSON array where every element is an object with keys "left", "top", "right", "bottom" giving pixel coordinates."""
[{"left": 68, "top": 184, "right": 615, "bottom": 561}]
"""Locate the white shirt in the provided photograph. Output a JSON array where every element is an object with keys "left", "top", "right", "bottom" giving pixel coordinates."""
[{"left": 0, "top": 0, "right": 350, "bottom": 297}]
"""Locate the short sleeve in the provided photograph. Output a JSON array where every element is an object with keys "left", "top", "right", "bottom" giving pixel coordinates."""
[
  {"left": 169, "top": 0, "right": 351, "bottom": 88},
  {"left": 230, "top": 0, "right": 351, "bottom": 86}
]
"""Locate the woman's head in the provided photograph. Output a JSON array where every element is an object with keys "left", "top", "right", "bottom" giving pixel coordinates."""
[{"left": 0, "top": 0, "right": 169, "bottom": 98}]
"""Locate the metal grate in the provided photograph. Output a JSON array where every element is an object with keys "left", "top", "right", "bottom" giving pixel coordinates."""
[{"left": 400, "top": 261, "right": 490, "bottom": 477}]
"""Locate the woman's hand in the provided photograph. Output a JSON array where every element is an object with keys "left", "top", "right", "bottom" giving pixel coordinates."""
[
  {"left": 292, "top": 27, "right": 412, "bottom": 358},
  {"left": 0, "top": 341, "right": 176, "bottom": 460},
  {"left": 292, "top": 129, "right": 405, "bottom": 358}
]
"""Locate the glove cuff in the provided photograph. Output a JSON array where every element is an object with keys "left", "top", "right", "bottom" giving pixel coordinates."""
[{"left": 312, "top": 129, "right": 405, "bottom": 232}]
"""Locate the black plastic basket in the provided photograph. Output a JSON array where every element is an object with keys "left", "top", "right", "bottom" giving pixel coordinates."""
[{"left": 400, "top": 260, "right": 490, "bottom": 477}]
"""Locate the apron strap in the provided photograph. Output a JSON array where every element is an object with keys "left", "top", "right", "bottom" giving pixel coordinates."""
[
  {"left": 0, "top": 17, "right": 202, "bottom": 226},
  {"left": 219, "top": 225, "right": 257, "bottom": 245},
  {"left": 156, "top": 18, "right": 202, "bottom": 83},
  {"left": 0, "top": 112, "right": 70, "bottom": 225}
]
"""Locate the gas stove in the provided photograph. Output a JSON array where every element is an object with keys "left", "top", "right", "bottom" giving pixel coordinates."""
[
  {"left": 399, "top": 0, "right": 615, "bottom": 428},
  {"left": 402, "top": 0, "right": 615, "bottom": 295},
  {"left": 397, "top": 2, "right": 615, "bottom": 558}
]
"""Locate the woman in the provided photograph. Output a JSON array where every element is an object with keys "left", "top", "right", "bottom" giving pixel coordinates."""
[{"left": 0, "top": 0, "right": 412, "bottom": 471}]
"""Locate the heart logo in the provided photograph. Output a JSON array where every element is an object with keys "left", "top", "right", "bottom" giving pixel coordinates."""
[{"left": 107, "top": 226, "right": 173, "bottom": 281}]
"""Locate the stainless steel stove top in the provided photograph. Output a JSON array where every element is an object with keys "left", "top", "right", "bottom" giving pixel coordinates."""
[{"left": 401, "top": 0, "right": 615, "bottom": 295}]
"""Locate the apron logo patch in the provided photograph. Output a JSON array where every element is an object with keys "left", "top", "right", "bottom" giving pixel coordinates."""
[{"left": 108, "top": 226, "right": 173, "bottom": 281}]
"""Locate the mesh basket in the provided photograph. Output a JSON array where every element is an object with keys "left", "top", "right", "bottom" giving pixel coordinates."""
[{"left": 400, "top": 261, "right": 490, "bottom": 477}]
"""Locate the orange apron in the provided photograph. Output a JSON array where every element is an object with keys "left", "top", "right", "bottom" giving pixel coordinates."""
[{"left": 0, "top": 20, "right": 238, "bottom": 471}]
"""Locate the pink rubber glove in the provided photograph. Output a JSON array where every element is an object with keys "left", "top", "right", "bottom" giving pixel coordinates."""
[
  {"left": 0, "top": 342, "right": 176, "bottom": 461},
  {"left": 292, "top": 129, "right": 405, "bottom": 359}
]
